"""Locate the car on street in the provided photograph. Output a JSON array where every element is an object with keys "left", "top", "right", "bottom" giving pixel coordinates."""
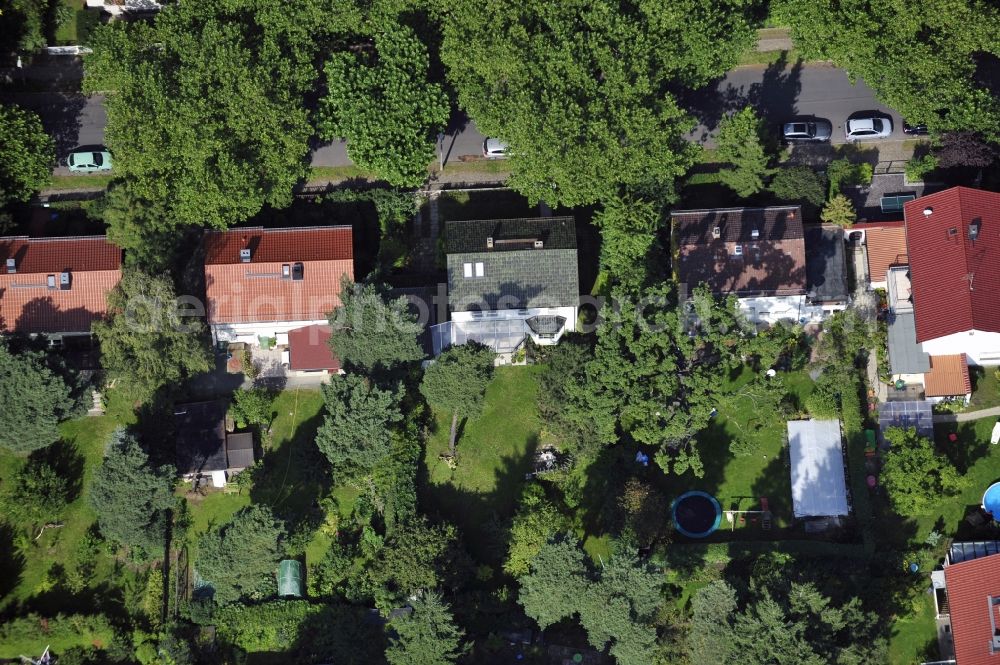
[
  {"left": 67, "top": 149, "right": 112, "bottom": 172},
  {"left": 844, "top": 116, "right": 893, "bottom": 141},
  {"left": 781, "top": 118, "right": 833, "bottom": 143},
  {"left": 902, "top": 121, "right": 929, "bottom": 136},
  {"left": 482, "top": 138, "right": 509, "bottom": 159}
]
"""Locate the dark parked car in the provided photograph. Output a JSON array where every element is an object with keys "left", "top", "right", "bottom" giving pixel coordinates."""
[
  {"left": 902, "top": 122, "right": 929, "bottom": 135},
  {"left": 782, "top": 119, "right": 833, "bottom": 142}
]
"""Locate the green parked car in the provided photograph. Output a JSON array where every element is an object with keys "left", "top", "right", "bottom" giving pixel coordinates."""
[{"left": 67, "top": 149, "right": 112, "bottom": 172}]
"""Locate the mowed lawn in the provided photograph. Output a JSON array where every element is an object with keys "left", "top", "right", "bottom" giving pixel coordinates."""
[
  {"left": 423, "top": 366, "right": 543, "bottom": 560},
  {"left": 656, "top": 368, "right": 815, "bottom": 531},
  {"left": 183, "top": 388, "right": 327, "bottom": 547},
  {"left": 0, "top": 415, "right": 123, "bottom": 612}
]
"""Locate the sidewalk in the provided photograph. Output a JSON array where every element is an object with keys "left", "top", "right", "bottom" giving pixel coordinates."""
[{"left": 933, "top": 406, "right": 1000, "bottom": 424}]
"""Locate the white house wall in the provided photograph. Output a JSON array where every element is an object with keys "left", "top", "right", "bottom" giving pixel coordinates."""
[
  {"left": 212, "top": 319, "right": 329, "bottom": 346},
  {"left": 921, "top": 330, "right": 1000, "bottom": 366}
]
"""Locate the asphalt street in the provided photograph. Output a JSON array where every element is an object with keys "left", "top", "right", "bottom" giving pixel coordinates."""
[{"left": 2, "top": 61, "right": 908, "bottom": 173}]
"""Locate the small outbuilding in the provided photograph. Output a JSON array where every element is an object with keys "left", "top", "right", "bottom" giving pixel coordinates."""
[
  {"left": 787, "top": 419, "right": 850, "bottom": 519},
  {"left": 278, "top": 559, "right": 303, "bottom": 598}
]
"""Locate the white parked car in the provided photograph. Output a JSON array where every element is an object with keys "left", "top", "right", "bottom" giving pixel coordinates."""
[
  {"left": 845, "top": 116, "right": 893, "bottom": 141},
  {"left": 482, "top": 138, "right": 509, "bottom": 159}
]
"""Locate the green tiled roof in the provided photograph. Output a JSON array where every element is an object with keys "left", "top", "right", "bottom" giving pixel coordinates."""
[
  {"left": 445, "top": 217, "right": 577, "bottom": 253},
  {"left": 445, "top": 217, "right": 579, "bottom": 311}
]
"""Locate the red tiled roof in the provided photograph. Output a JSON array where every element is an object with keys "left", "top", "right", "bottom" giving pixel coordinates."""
[
  {"left": 288, "top": 324, "right": 339, "bottom": 371},
  {"left": 904, "top": 188, "right": 1000, "bottom": 343},
  {"left": 859, "top": 223, "right": 907, "bottom": 284},
  {"left": 0, "top": 236, "right": 122, "bottom": 334},
  {"left": 944, "top": 553, "right": 1000, "bottom": 665},
  {"left": 924, "top": 354, "right": 972, "bottom": 397},
  {"left": 204, "top": 227, "right": 354, "bottom": 325}
]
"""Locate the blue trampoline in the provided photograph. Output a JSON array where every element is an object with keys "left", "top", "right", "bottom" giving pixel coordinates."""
[
  {"left": 983, "top": 482, "right": 1000, "bottom": 518},
  {"left": 672, "top": 491, "right": 722, "bottom": 538}
]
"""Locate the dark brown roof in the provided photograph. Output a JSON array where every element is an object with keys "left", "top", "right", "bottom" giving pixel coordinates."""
[
  {"left": 225, "top": 432, "right": 255, "bottom": 470},
  {"left": 673, "top": 207, "right": 807, "bottom": 297},
  {"left": 0, "top": 236, "right": 122, "bottom": 334},
  {"left": 288, "top": 324, "right": 340, "bottom": 371}
]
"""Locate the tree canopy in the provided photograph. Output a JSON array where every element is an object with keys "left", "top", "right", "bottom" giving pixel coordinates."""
[
  {"left": 328, "top": 277, "right": 425, "bottom": 374},
  {"left": 519, "top": 538, "right": 662, "bottom": 665},
  {"left": 439, "top": 0, "right": 756, "bottom": 206},
  {"left": 316, "top": 374, "right": 404, "bottom": 479},
  {"left": 318, "top": 20, "right": 448, "bottom": 186},
  {"left": 882, "top": 427, "right": 966, "bottom": 515},
  {"left": 592, "top": 196, "right": 661, "bottom": 292},
  {"left": 92, "top": 269, "right": 212, "bottom": 403},
  {"left": 0, "top": 342, "right": 78, "bottom": 454},
  {"left": 419, "top": 342, "right": 494, "bottom": 457},
  {"left": 2, "top": 458, "right": 70, "bottom": 533},
  {"left": 0, "top": 103, "right": 53, "bottom": 207},
  {"left": 385, "top": 592, "right": 467, "bottom": 665},
  {"left": 83, "top": 1, "right": 328, "bottom": 229},
  {"left": 196, "top": 504, "right": 287, "bottom": 605},
  {"left": 715, "top": 107, "right": 773, "bottom": 198},
  {"left": 89, "top": 428, "right": 176, "bottom": 558},
  {"left": 774, "top": 0, "right": 1000, "bottom": 140}
]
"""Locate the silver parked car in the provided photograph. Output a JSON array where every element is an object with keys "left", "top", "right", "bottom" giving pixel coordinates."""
[
  {"left": 845, "top": 116, "right": 893, "bottom": 141},
  {"left": 482, "top": 138, "right": 509, "bottom": 159},
  {"left": 782, "top": 119, "right": 833, "bottom": 142}
]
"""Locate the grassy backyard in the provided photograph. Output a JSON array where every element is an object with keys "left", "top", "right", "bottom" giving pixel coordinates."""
[
  {"left": 423, "top": 366, "right": 545, "bottom": 562},
  {"left": 0, "top": 415, "right": 126, "bottom": 614}
]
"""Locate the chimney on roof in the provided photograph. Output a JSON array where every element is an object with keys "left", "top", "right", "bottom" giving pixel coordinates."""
[
  {"left": 969, "top": 220, "right": 981, "bottom": 242},
  {"left": 5, "top": 258, "right": 14, "bottom": 274},
  {"left": 923, "top": 207, "right": 933, "bottom": 216},
  {"left": 486, "top": 237, "right": 494, "bottom": 249},
  {"left": 240, "top": 248, "right": 252, "bottom": 263},
  {"left": 533, "top": 240, "right": 544, "bottom": 249},
  {"left": 59, "top": 271, "right": 71, "bottom": 290}
]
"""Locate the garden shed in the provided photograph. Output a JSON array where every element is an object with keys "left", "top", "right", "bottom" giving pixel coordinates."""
[
  {"left": 278, "top": 559, "right": 303, "bottom": 598},
  {"left": 787, "top": 419, "right": 850, "bottom": 518}
]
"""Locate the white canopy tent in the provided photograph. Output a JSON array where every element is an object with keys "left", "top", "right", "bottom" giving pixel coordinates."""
[{"left": 787, "top": 419, "right": 850, "bottom": 518}]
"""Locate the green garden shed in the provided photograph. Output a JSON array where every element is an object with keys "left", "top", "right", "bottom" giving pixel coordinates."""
[{"left": 278, "top": 559, "right": 303, "bottom": 598}]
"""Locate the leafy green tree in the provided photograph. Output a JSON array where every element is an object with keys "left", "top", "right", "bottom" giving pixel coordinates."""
[
  {"left": 328, "top": 276, "right": 424, "bottom": 374},
  {"left": 715, "top": 107, "right": 773, "bottom": 197},
  {"left": 439, "top": 0, "right": 755, "bottom": 206},
  {"left": 518, "top": 537, "right": 590, "bottom": 629},
  {"left": 316, "top": 374, "right": 403, "bottom": 479},
  {"left": 318, "top": 23, "right": 448, "bottom": 186},
  {"left": 0, "top": 342, "right": 77, "bottom": 454},
  {"left": 97, "top": 181, "right": 187, "bottom": 274},
  {"left": 2, "top": 459, "right": 69, "bottom": 531},
  {"left": 687, "top": 580, "right": 738, "bottom": 664},
  {"left": 820, "top": 194, "right": 856, "bottom": 227},
  {"left": 826, "top": 158, "right": 872, "bottom": 196},
  {"left": 688, "top": 579, "right": 887, "bottom": 665},
  {"left": 593, "top": 196, "right": 661, "bottom": 291},
  {"left": 90, "top": 428, "right": 176, "bottom": 558},
  {"left": 92, "top": 269, "right": 212, "bottom": 404},
  {"left": 519, "top": 538, "right": 662, "bottom": 665},
  {"left": 505, "top": 484, "right": 570, "bottom": 577},
  {"left": 0, "top": 103, "right": 53, "bottom": 206},
  {"left": 419, "top": 342, "right": 495, "bottom": 458},
  {"left": 0, "top": 0, "right": 50, "bottom": 51},
  {"left": 196, "top": 505, "right": 286, "bottom": 605},
  {"left": 769, "top": 166, "right": 827, "bottom": 207},
  {"left": 882, "top": 427, "right": 966, "bottom": 515},
  {"left": 83, "top": 1, "right": 333, "bottom": 229},
  {"left": 566, "top": 284, "right": 752, "bottom": 475},
  {"left": 360, "top": 517, "right": 469, "bottom": 611},
  {"left": 905, "top": 154, "right": 939, "bottom": 182},
  {"left": 773, "top": 0, "right": 1000, "bottom": 141},
  {"left": 228, "top": 387, "right": 275, "bottom": 430},
  {"left": 385, "top": 591, "right": 467, "bottom": 665}
]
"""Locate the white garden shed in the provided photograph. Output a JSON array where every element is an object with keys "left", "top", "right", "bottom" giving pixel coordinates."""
[{"left": 787, "top": 419, "right": 850, "bottom": 518}]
